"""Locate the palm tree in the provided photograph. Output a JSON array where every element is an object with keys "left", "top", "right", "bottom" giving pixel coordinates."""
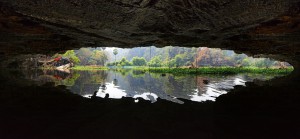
[{"left": 113, "top": 48, "right": 118, "bottom": 68}]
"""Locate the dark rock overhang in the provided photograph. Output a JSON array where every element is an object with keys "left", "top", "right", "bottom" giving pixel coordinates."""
[{"left": 0, "top": 0, "right": 300, "bottom": 63}]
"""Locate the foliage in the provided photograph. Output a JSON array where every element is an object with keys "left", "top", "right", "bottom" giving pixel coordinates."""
[
  {"left": 173, "top": 54, "right": 185, "bottom": 67},
  {"left": 148, "top": 56, "right": 163, "bottom": 67},
  {"left": 90, "top": 50, "right": 108, "bottom": 66},
  {"left": 254, "top": 58, "right": 275, "bottom": 68},
  {"left": 62, "top": 50, "right": 80, "bottom": 65},
  {"left": 113, "top": 48, "right": 118, "bottom": 67},
  {"left": 77, "top": 48, "right": 93, "bottom": 65},
  {"left": 107, "top": 57, "right": 133, "bottom": 67},
  {"left": 133, "top": 67, "right": 294, "bottom": 75},
  {"left": 106, "top": 62, "right": 117, "bottom": 66},
  {"left": 131, "top": 57, "right": 147, "bottom": 66},
  {"left": 113, "top": 48, "right": 118, "bottom": 56},
  {"left": 55, "top": 46, "right": 292, "bottom": 71},
  {"left": 195, "top": 48, "right": 234, "bottom": 67},
  {"left": 119, "top": 57, "right": 132, "bottom": 67},
  {"left": 71, "top": 66, "right": 108, "bottom": 70},
  {"left": 54, "top": 48, "right": 110, "bottom": 66},
  {"left": 241, "top": 58, "right": 251, "bottom": 67}
]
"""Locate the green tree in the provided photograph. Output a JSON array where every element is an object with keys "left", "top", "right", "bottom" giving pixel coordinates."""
[
  {"left": 113, "top": 48, "right": 118, "bottom": 67},
  {"left": 90, "top": 50, "right": 108, "bottom": 66},
  {"left": 62, "top": 50, "right": 80, "bottom": 65},
  {"left": 88, "top": 59, "right": 97, "bottom": 65},
  {"left": 131, "top": 57, "right": 147, "bottom": 66},
  {"left": 263, "top": 58, "right": 275, "bottom": 68},
  {"left": 148, "top": 56, "right": 162, "bottom": 67},
  {"left": 119, "top": 57, "right": 132, "bottom": 67},
  {"left": 254, "top": 59, "right": 265, "bottom": 68},
  {"left": 174, "top": 54, "right": 185, "bottom": 67},
  {"left": 241, "top": 58, "right": 251, "bottom": 67},
  {"left": 169, "top": 59, "right": 177, "bottom": 67},
  {"left": 77, "top": 48, "right": 93, "bottom": 65}
]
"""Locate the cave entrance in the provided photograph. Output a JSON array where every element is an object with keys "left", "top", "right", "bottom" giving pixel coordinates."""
[{"left": 16, "top": 46, "right": 293, "bottom": 104}]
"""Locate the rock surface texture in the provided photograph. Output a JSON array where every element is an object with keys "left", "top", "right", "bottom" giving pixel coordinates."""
[{"left": 0, "top": 0, "right": 300, "bottom": 68}]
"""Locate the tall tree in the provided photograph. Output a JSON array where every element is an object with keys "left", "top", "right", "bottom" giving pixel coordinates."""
[
  {"left": 113, "top": 48, "right": 118, "bottom": 67},
  {"left": 119, "top": 57, "right": 132, "bottom": 67},
  {"left": 148, "top": 56, "right": 163, "bottom": 67},
  {"left": 77, "top": 48, "right": 93, "bottom": 65},
  {"left": 90, "top": 50, "right": 108, "bottom": 66}
]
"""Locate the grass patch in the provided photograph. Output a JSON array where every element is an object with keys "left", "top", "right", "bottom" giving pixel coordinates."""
[
  {"left": 72, "top": 66, "right": 293, "bottom": 75},
  {"left": 131, "top": 67, "right": 293, "bottom": 75},
  {"left": 71, "top": 66, "right": 108, "bottom": 71}
]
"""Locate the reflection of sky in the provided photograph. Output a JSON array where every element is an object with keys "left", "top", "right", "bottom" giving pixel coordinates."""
[
  {"left": 97, "top": 83, "right": 126, "bottom": 99},
  {"left": 190, "top": 77, "right": 246, "bottom": 102},
  {"left": 87, "top": 82, "right": 159, "bottom": 103},
  {"left": 234, "top": 78, "right": 246, "bottom": 86},
  {"left": 190, "top": 87, "right": 227, "bottom": 102},
  {"left": 77, "top": 71, "right": 273, "bottom": 104},
  {"left": 82, "top": 76, "right": 249, "bottom": 104}
]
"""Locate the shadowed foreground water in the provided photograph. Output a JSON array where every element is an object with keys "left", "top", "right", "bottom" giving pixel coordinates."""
[{"left": 0, "top": 69, "right": 300, "bottom": 139}]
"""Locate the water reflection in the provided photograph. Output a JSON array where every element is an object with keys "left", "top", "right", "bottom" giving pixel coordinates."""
[
  {"left": 18, "top": 70, "right": 284, "bottom": 104},
  {"left": 29, "top": 69, "right": 283, "bottom": 104},
  {"left": 94, "top": 82, "right": 127, "bottom": 99}
]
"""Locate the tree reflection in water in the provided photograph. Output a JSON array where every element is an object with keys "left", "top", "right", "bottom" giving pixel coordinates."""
[{"left": 30, "top": 69, "right": 285, "bottom": 104}]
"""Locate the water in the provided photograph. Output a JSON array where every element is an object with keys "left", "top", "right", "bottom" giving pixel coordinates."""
[
  {"left": 1, "top": 68, "right": 298, "bottom": 138},
  {"left": 24, "top": 69, "right": 283, "bottom": 104}
]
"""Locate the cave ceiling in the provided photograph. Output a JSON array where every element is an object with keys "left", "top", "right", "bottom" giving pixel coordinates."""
[{"left": 0, "top": 0, "right": 300, "bottom": 62}]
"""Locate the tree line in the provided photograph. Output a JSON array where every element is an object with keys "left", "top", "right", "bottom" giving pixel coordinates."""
[
  {"left": 53, "top": 48, "right": 108, "bottom": 66},
  {"left": 106, "top": 47, "right": 290, "bottom": 68},
  {"left": 54, "top": 46, "right": 290, "bottom": 68}
]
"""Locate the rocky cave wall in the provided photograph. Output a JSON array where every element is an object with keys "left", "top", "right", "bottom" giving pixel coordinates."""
[
  {"left": 0, "top": 0, "right": 300, "bottom": 74},
  {"left": 1, "top": 2, "right": 300, "bottom": 138}
]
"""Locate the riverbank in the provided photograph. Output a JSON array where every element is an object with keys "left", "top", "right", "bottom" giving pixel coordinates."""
[
  {"left": 70, "top": 66, "right": 293, "bottom": 75},
  {"left": 133, "top": 67, "right": 293, "bottom": 75},
  {"left": 71, "top": 66, "right": 108, "bottom": 71}
]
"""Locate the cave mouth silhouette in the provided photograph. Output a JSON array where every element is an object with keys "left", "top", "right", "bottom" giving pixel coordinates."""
[
  {"left": 9, "top": 46, "right": 292, "bottom": 105},
  {"left": 1, "top": 1, "right": 300, "bottom": 137},
  {"left": 0, "top": 45, "right": 299, "bottom": 139}
]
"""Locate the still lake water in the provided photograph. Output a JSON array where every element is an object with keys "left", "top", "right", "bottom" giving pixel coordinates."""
[{"left": 29, "top": 69, "right": 283, "bottom": 104}]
